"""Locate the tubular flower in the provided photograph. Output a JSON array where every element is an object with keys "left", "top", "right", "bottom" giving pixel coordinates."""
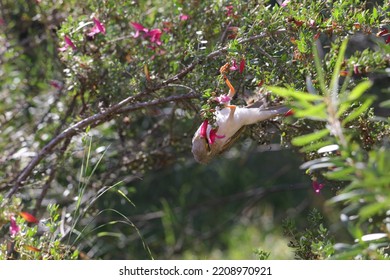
[
  {"left": 209, "top": 129, "right": 225, "bottom": 144},
  {"left": 131, "top": 22, "right": 148, "bottom": 38},
  {"left": 58, "top": 35, "right": 76, "bottom": 52},
  {"left": 87, "top": 17, "right": 106, "bottom": 37},
  {"left": 312, "top": 180, "right": 324, "bottom": 194},
  {"left": 131, "top": 22, "right": 163, "bottom": 47},
  {"left": 145, "top": 29, "right": 163, "bottom": 45},
  {"left": 20, "top": 211, "right": 39, "bottom": 224},
  {"left": 9, "top": 215, "right": 20, "bottom": 237},
  {"left": 200, "top": 120, "right": 208, "bottom": 138},
  {"left": 239, "top": 58, "right": 245, "bottom": 74},
  {"left": 215, "top": 95, "right": 231, "bottom": 104},
  {"left": 229, "top": 59, "right": 238, "bottom": 71}
]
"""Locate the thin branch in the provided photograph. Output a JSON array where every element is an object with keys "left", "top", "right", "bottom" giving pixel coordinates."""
[{"left": 1, "top": 30, "right": 286, "bottom": 202}]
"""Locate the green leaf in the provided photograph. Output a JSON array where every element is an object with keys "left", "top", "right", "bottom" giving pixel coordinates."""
[
  {"left": 292, "top": 128, "right": 329, "bottom": 147},
  {"left": 327, "top": 190, "right": 366, "bottom": 204},
  {"left": 347, "top": 80, "right": 372, "bottom": 101},
  {"left": 379, "top": 99, "right": 390, "bottom": 108},
  {"left": 337, "top": 102, "right": 352, "bottom": 118},
  {"left": 295, "top": 103, "right": 327, "bottom": 120},
  {"left": 300, "top": 140, "right": 334, "bottom": 153},
  {"left": 330, "top": 39, "right": 348, "bottom": 98},
  {"left": 268, "top": 86, "right": 323, "bottom": 102},
  {"left": 359, "top": 199, "right": 390, "bottom": 220},
  {"left": 313, "top": 43, "right": 326, "bottom": 94},
  {"left": 324, "top": 167, "right": 356, "bottom": 180},
  {"left": 342, "top": 98, "right": 375, "bottom": 125}
]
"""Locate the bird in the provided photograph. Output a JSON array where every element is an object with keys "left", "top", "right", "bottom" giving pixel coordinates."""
[{"left": 191, "top": 63, "right": 290, "bottom": 164}]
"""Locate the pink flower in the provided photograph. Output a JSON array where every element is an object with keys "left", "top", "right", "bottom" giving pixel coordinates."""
[
  {"left": 87, "top": 17, "right": 106, "bottom": 37},
  {"left": 312, "top": 180, "right": 324, "bottom": 194},
  {"left": 199, "top": 120, "right": 225, "bottom": 144},
  {"left": 131, "top": 22, "right": 163, "bottom": 46},
  {"left": 200, "top": 119, "right": 208, "bottom": 138},
  {"left": 239, "top": 58, "right": 245, "bottom": 74},
  {"left": 9, "top": 215, "right": 20, "bottom": 237},
  {"left": 230, "top": 59, "right": 238, "bottom": 71},
  {"left": 131, "top": 22, "right": 149, "bottom": 38},
  {"left": 225, "top": 5, "right": 234, "bottom": 17},
  {"left": 180, "top": 14, "right": 189, "bottom": 21},
  {"left": 215, "top": 95, "right": 231, "bottom": 104},
  {"left": 145, "top": 29, "right": 162, "bottom": 45},
  {"left": 209, "top": 129, "right": 225, "bottom": 144},
  {"left": 58, "top": 35, "right": 76, "bottom": 52},
  {"left": 281, "top": 0, "right": 291, "bottom": 7}
]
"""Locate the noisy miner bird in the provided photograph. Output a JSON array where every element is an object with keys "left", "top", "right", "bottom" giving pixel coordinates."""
[{"left": 191, "top": 63, "right": 290, "bottom": 164}]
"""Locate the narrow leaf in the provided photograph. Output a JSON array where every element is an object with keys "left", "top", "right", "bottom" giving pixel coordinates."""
[
  {"left": 117, "top": 189, "right": 136, "bottom": 208},
  {"left": 342, "top": 98, "right": 374, "bottom": 125},
  {"left": 330, "top": 40, "right": 348, "bottom": 100},
  {"left": 294, "top": 103, "right": 327, "bottom": 119},
  {"left": 324, "top": 167, "right": 355, "bottom": 180},
  {"left": 268, "top": 86, "right": 323, "bottom": 101},
  {"left": 300, "top": 140, "right": 334, "bottom": 153},
  {"left": 348, "top": 80, "right": 372, "bottom": 101},
  {"left": 292, "top": 128, "right": 329, "bottom": 147},
  {"left": 312, "top": 43, "right": 326, "bottom": 93}
]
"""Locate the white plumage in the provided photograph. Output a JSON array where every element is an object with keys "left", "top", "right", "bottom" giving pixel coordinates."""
[
  {"left": 192, "top": 105, "right": 288, "bottom": 164},
  {"left": 191, "top": 62, "right": 289, "bottom": 164}
]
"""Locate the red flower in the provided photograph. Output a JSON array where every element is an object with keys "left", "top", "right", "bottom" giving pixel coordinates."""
[
  {"left": 58, "top": 35, "right": 76, "bottom": 52},
  {"left": 312, "top": 180, "right": 324, "bottom": 194},
  {"left": 87, "top": 17, "right": 106, "bottom": 37},
  {"left": 284, "top": 109, "right": 294, "bottom": 117},
  {"left": 239, "top": 58, "right": 245, "bottom": 74},
  {"left": 9, "top": 215, "right": 20, "bottom": 237},
  {"left": 20, "top": 211, "right": 39, "bottom": 223},
  {"left": 377, "top": 28, "right": 388, "bottom": 37}
]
